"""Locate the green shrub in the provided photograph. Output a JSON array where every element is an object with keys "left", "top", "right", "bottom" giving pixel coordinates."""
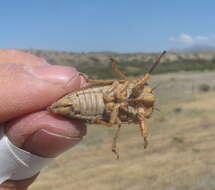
[
  {"left": 199, "top": 84, "right": 210, "bottom": 92},
  {"left": 78, "top": 59, "right": 215, "bottom": 79}
]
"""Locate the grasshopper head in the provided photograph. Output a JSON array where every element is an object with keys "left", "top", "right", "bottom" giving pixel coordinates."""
[
  {"left": 128, "top": 84, "right": 155, "bottom": 118},
  {"left": 142, "top": 85, "right": 155, "bottom": 107},
  {"left": 129, "top": 85, "right": 155, "bottom": 107}
]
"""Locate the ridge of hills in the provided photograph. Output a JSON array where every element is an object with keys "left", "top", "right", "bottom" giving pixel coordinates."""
[{"left": 26, "top": 49, "right": 215, "bottom": 79}]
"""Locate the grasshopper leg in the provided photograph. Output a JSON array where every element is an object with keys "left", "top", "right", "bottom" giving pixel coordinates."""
[
  {"left": 110, "top": 58, "right": 128, "bottom": 80},
  {"left": 87, "top": 58, "right": 129, "bottom": 85},
  {"left": 87, "top": 79, "right": 126, "bottom": 86},
  {"left": 109, "top": 105, "right": 123, "bottom": 159},
  {"left": 137, "top": 107, "right": 148, "bottom": 148},
  {"left": 109, "top": 104, "right": 120, "bottom": 124},
  {"left": 112, "top": 123, "right": 121, "bottom": 160},
  {"left": 93, "top": 104, "right": 120, "bottom": 127},
  {"left": 95, "top": 103, "right": 122, "bottom": 159},
  {"left": 87, "top": 79, "right": 116, "bottom": 85},
  {"left": 115, "top": 81, "right": 129, "bottom": 101},
  {"left": 104, "top": 80, "right": 129, "bottom": 104},
  {"left": 140, "top": 120, "right": 148, "bottom": 149},
  {"left": 93, "top": 119, "right": 113, "bottom": 127},
  {"left": 131, "top": 74, "right": 150, "bottom": 97},
  {"left": 103, "top": 81, "right": 121, "bottom": 102}
]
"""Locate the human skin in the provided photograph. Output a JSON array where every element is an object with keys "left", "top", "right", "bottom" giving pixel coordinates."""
[{"left": 0, "top": 50, "right": 87, "bottom": 190}]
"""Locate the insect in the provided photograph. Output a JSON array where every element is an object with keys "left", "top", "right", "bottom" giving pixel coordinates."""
[{"left": 48, "top": 51, "right": 166, "bottom": 159}]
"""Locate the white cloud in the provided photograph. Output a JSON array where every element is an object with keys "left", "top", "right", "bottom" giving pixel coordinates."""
[
  {"left": 169, "top": 33, "right": 213, "bottom": 45},
  {"left": 180, "top": 33, "right": 193, "bottom": 44}
]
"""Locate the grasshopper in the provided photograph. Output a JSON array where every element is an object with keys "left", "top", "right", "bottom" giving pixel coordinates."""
[{"left": 48, "top": 51, "right": 166, "bottom": 158}]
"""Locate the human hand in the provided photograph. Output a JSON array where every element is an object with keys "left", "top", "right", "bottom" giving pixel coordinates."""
[{"left": 0, "top": 50, "right": 87, "bottom": 190}]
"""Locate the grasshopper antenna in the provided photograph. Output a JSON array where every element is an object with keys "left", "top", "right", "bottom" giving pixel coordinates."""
[
  {"left": 131, "top": 51, "right": 166, "bottom": 98},
  {"left": 148, "top": 51, "right": 166, "bottom": 74}
]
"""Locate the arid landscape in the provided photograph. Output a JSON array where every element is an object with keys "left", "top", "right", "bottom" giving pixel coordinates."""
[
  {"left": 1, "top": 1, "right": 214, "bottom": 189},
  {"left": 29, "top": 50, "right": 215, "bottom": 190}
]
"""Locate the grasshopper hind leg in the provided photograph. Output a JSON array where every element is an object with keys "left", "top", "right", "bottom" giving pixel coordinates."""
[
  {"left": 110, "top": 58, "right": 128, "bottom": 80},
  {"left": 87, "top": 58, "right": 128, "bottom": 85}
]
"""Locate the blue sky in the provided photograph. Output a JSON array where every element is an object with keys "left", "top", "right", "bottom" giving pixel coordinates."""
[{"left": 0, "top": 0, "right": 214, "bottom": 52}]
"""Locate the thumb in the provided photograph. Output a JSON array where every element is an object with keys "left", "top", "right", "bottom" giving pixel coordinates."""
[{"left": 0, "top": 63, "right": 85, "bottom": 122}]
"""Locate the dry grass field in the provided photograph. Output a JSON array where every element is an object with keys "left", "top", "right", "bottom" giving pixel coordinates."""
[{"left": 31, "top": 71, "right": 215, "bottom": 190}]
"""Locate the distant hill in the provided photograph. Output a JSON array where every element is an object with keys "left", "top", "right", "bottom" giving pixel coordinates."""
[
  {"left": 26, "top": 49, "right": 215, "bottom": 65},
  {"left": 25, "top": 49, "right": 215, "bottom": 79}
]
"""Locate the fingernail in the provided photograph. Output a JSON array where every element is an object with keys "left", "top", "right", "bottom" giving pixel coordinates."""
[
  {"left": 25, "top": 65, "right": 79, "bottom": 85},
  {"left": 23, "top": 129, "right": 81, "bottom": 158}
]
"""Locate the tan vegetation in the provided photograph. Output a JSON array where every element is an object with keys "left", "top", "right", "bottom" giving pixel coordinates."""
[
  {"left": 26, "top": 49, "right": 215, "bottom": 67},
  {"left": 30, "top": 71, "right": 215, "bottom": 190},
  {"left": 25, "top": 49, "right": 215, "bottom": 80}
]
